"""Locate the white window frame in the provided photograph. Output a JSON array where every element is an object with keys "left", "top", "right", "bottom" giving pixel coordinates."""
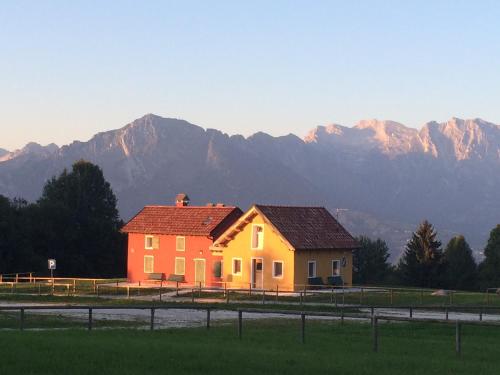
[
  {"left": 176, "top": 236, "right": 185, "bottom": 252},
  {"left": 232, "top": 257, "right": 242, "bottom": 276},
  {"left": 272, "top": 260, "right": 284, "bottom": 279},
  {"left": 175, "top": 257, "right": 186, "bottom": 275},
  {"left": 144, "top": 255, "right": 154, "bottom": 274},
  {"left": 332, "top": 259, "right": 341, "bottom": 276},
  {"left": 251, "top": 224, "right": 264, "bottom": 250},
  {"left": 307, "top": 260, "right": 316, "bottom": 278},
  {"left": 145, "top": 235, "right": 154, "bottom": 250}
]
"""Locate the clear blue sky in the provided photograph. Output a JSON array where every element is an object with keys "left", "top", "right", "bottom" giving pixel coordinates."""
[{"left": 1, "top": 0, "right": 499, "bottom": 150}]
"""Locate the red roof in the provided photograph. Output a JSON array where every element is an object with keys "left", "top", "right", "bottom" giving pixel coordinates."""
[
  {"left": 122, "top": 206, "right": 243, "bottom": 238},
  {"left": 255, "top": 205, "right": 358, "bottom": 250}
]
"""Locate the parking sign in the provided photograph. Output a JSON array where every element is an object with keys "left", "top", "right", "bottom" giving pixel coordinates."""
[{"left": 48, "top": 259, "right": 57, "bottom": 270}]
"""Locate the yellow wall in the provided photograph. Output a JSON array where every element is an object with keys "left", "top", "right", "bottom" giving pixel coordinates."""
[
  {"left": 221, "top": 214, "right": 295, "bottom": 291},
  {"left": 294, "top": 250, "right": 353, "bottom": 287}
]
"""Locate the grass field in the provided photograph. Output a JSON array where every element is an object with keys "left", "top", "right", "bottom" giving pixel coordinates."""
[{"left": 1, "top": 320, "right": 500, "bottom": 374}]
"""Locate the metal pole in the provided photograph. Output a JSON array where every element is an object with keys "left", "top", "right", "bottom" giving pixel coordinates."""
[
  {"left": 192, "top": 289, "right": 195, "bottom": 303},
  {"left": 276, "top": 285, "right": 279, "bottom": 303},
  {"left": 206, "top": 308, "right": 211, "bottom": 329},
  {"left": 409, "top": 307, "right": 413, "bottom": 319},
  {"left": 226, "top": 290, "right": 230, "bottom": 304},
  {"left": 199, "top": 282, "right": 202, "bottom": 297},
  {"left": 159, "top": 286, "right": 162, "bottom": 302},
  {"left": 88, "top": 308, "right": 93, "bottom": 331},
  {"left": 479, "top": 309, "right": 483, "bottom": 321},
  {"left": 455, "top": 321, "right": 461, "bottom": 356},
  {"left": 360, "top": 287, "right": 363, "bottom": 304},
  {"left": 20, "top": 308, "right": 24, "bottom": 331},
  {"left": 262, "top": 289, "right": 265, "bottom": 305},
  {"left": 238, "top": 310, "right": 242, "bottom": 339},
  {"left": 299, "top": 291, "right": 303, "bottom": 305},
  {"left": 150, "top": 308, "right": 155, "bottom": 331},
  {"left": 372, "top": 316, "right": 378, "bottom": 352},
  {"left": 390, "top": 289, "right": 394, "bottom": 305},
  {"left": 176, "top": 281, "right": 179, "bottom": 297},
  {"left": 445, "top": 307, "right": 449, "bottom": 321},
  {"left": 301, "top": 313, "right": 306, "bottom": 344},
  {"left": 127, "top": 286, "right": 130, "bottom": 299}
]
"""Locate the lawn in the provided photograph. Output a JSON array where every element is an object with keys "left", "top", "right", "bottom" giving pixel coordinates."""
[{"left": 1, "top": 320, "right": 500, "bottom": 374}]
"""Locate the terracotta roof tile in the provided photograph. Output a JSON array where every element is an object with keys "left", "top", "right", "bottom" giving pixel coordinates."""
[
  {"left": 255, "top": 205, "right": 358, "bottom": 250},
  {"left": 122, "top": 206, "right": 243, "bottom": 238}
]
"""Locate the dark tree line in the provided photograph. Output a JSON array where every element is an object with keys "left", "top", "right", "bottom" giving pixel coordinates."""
[
  {"left": 354, "top": 221, "right": 500, "bottom": 291},
  {"left": 0, "top": 161, "right": 126, "bottom": 277}
]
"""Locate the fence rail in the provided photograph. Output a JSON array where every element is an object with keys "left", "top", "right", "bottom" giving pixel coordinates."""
[{"left": 1, "top": 303, "right": 500, "bottom": 356}]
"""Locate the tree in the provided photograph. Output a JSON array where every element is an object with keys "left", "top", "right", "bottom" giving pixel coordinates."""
[
  {"left": 35, "top": 160, "right": 125, "bottom": 277},
  {"left": 442, "top": 235, "right": 477, "bottom": 290},
  {"left": 478, "top": 225, "right": 500, "bottom": 289},
  {"left": 353, "top": 236, "right": 392, "bottom": 285},
  {"left": 397, "top": 220, "right": 443, "bottom": 288}
]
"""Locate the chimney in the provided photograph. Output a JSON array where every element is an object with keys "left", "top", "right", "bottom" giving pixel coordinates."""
[
  {"left": 206, "top": 203, "right": 215, "bottom": 207},
  {"left": 215, "top": 203, "right": 225, "bottom": 207},
  {"left": 175, "top": 193, "right": 190, "bottom": 207}
]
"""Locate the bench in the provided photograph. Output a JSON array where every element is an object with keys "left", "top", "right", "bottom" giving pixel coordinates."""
[
  {"left": 166, "top": 274, "right": 185, "bottom": 283},
  {"left": 307, "top": 277, "right": 324, "bottom": 289},
  {"left": 147, "top": 273, "right": 165, "bottom": 282},
  {"left": 327, "top": 276, "right": 344, "bottom": 286}
]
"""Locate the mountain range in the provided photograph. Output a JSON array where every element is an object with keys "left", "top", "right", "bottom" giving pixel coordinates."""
[{"left": 1, "top": 114, "right": 499, "bottom": 261}]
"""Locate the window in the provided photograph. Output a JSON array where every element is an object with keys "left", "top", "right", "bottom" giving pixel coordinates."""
[
  {"left": 144, "top": 256, "right": 154, "bottom": 273},
  {"left": 307, "top": 261, "right": 316, "bottom": 278},
  {"left": 145, "top": 235, "right": 159, "bottom": 250},
  {"left": 176, "top": 236, "right": 185, "bottom": 251},
  {"left": 251, "top": 225, "right": 264, "bottom": 249},
  {"left": 213, "top": 261, "right": 223, "bottom": 278},
  {"left": 175, "top": 257, "right": 185, "bottom": 275},
  {"left": 332, "top": 260, "right": 341, "bottom": 276},
  {"left": 273, "top": 261, "right": 284, "bottom": 278},
  {"left": 232, "top": 258, "right": 242, "bottom": 275}
]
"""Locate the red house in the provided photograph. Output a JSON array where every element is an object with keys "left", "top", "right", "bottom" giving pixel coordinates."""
[{"left": 122, "top": 194, "right": 243, "bottom": 286}]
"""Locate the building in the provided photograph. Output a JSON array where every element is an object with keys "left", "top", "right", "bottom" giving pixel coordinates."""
[
  {"left": 211, "top": 205, "right": 358, "bottom": 291},
  {"left": 122, "top": 194, "right": 243, "bottom": 286}
]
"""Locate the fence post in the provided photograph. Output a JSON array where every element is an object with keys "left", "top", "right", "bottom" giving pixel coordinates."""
[
  {"left": 30, "top": 273, "right": 33, "bottom": 283},
  {"left": 249, "top": 283, "right": 252, "bottom": 296},
  {"left": 371, "top": 307, "right": 374, "bottom": 318},
  {"left": 445, "top": 307, "right": 449, "bottom": 321},
  {"left": 150, "top": 308, "right": 155, "bottom": 331},
  {"left": 342, "top": 286, "right": 345, "bottom": 305},
  {"left": 487, "top": 289, "right": 490, "bottom": 305},
  {"left": 0, "top": 274, "right": 2, "bottom": 282},
  {"left": 341, "top": 307, "right": 344, "bottom": 325},
  {"left": 224, "top": 282, "right": 227, "bottom": 298},
  {"left": 479, "top": 309, "right": 483, "bottom": 321},
  {"left": 127, "top": 286, "right": 130, "bottom": 299},
  {"left": 420, "top": 289, "right": 424, "bottom": 304},
  {"left": 390, "top": 289, "right": 394, "bottom": 305},
  {"left": 409, "top": 307, "right": 413, "bottom": 319},
  {"left": 15, "top": 273, "right": 18, "bottom": 283},
  {"left": 20, "top": 308, "right": 24, "bottom": 331},
  {"left": 300, "top": 291, "right": 303, "bottom": 305},
  {"left": 88, "top": 308, "right": 93, "bottom": 331},
  {"left": 96, "top": 285, "right": 100, "bottom": 297},
  {"left": 455, "top": 321, "right": 461, "bottom": 357},
  {"left": 176, "top": 281, "right": 179, "bottom": 297},
  {"left": 360, "top": 287, "right": 363, "bottom": 304},
  {"left": 450, "top": 292, "right": 454, "bottom": 305},
  {"left": 372, "top": 316, "right": 378, "bottom": 352},
  {"left": 330, "top": 288, "right": 334, "bottom": 304},
  {"left": 301, "top": 313, "right": 306, "bottom": 344},
  {"left": 238, "top": 310, "right": 242, "bottom": 339},
  {"left": 38, "top": 283, "right": 41, "bottom": 296},
  {"left": 116, "top": 281, "right": 119, "bottom": 294},
  {"left": 73, "top": 279, "right": 76, "bottom": 294},
  {"left": 199, "top": 282, "right": 202, "bottom": 297},
  {"left": 206, "top": 308, "right": 211, "bottom": 329},
  {"left": 93, "top": 279, "right": 97, "bottom": 294},
  {"left": 226, "top": 290, "right": 230, "bottom": 304},
  {"left": 262, "top": 289, "right": 266, "bottom": 305},
  {"left": 159, "top": 287, "right": 162, "bottom": 302},
  {"left": 192, "top": 289, "right": 195, "bottom": 303},
  {"left": 276, "top": 285, "right": 279, "bottom": 303}
]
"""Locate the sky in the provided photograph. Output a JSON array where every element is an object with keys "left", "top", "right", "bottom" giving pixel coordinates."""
[{"left": 1, "top": 0, "right": 500, "bottom": 150}]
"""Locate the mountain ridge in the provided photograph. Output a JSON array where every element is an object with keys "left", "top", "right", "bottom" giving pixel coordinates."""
[{"left": 1, "top": 113, "right": 499, "bottom": 261}]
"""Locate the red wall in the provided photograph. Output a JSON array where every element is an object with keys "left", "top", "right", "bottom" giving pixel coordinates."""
[{"left": 127, "top": 233, "right": 222, "bottom": 287}]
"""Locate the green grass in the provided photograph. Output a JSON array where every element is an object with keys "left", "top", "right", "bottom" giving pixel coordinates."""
[{"left": 1, "top": 320, "right": 500, "bottom": 374}]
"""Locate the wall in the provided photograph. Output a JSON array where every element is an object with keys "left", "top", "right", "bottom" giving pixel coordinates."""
[
  {"left": 221, "top": 214, "right": 296, "bottom": 291},
  {"left": 127, "top": 233, "right": 221, "bottom": 286},
  {"left": 293, "top": 249, "right": 353, "bottom": 288}
]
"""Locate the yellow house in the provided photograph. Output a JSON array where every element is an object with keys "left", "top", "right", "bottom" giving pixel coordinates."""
[{"left": 211, "top": 205, "right": 358, "bottom": 291}]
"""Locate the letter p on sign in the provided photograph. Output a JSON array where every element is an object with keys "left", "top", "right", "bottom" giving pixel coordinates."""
[{"left": 48, "top": 259, "right": 57, "bottom": 270}]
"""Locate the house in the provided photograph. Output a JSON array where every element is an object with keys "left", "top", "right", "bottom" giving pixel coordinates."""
[
  {"left": 211, "top": 205, "right": 358, "bottom": 291},
  {"left": 122, "top": 194, "right": 243, "bottom": 286}
]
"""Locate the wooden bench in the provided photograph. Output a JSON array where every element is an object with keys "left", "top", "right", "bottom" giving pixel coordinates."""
[
  {"left": 166, "top": 274, "right": 185, "bottom": 283},
  {"left": 147, "top": 273, "right": 165, "bottom": 282}
]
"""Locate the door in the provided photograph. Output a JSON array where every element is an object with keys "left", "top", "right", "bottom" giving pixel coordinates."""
[
  {"left": 194, "top": 259, "right": 206, "bottom": 287},
  {"left": 252, "top": 258, "right": 263, "bottom": 289}
]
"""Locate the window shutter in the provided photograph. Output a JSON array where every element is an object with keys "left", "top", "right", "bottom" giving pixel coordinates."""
[{"left": 152, "top": 236, "right": 160, "bottom": 249}]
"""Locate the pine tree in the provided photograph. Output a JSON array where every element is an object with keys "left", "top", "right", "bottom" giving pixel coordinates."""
[
  {"left": 442, "top": 235, "right": 477, "bottom": 290},
  {"left": 478, "top": 225, "right": 500, "bottom": 289},
  {"left": 397, "top": 220, "right": 442, "bottom": 288},
  {"left": 353, "top": 236, "right": 392, "bottom": 285}
]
